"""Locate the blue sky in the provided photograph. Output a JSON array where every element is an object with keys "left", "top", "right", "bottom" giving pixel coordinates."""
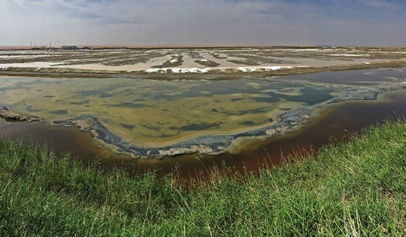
[{"left": 0, "top": 0, "right": 405, "bottom": 46}]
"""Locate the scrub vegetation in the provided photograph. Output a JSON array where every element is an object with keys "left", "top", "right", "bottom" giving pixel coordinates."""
[{"left": 1, "top": 121, "right": 405, "bottom": 236}]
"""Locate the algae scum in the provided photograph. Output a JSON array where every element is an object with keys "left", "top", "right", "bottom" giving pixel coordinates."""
[{"left": 0, "top": 68, "right": 405, "bottom": 158}]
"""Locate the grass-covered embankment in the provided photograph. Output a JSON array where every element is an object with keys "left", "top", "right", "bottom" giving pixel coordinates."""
[{"left": 0, "top": 121, "right": 405, "bottom": 236}]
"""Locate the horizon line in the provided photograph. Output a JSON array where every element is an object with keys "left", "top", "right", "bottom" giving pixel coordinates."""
[{"left": 1, "top": 44, "right": 406, "bottom": 50}]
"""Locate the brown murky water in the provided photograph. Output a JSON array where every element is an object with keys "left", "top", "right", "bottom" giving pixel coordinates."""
[{"left": 1, "top": 91, "right": 405, "bottom": 182}]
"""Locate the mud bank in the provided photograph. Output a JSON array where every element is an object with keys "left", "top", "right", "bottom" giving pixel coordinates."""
[{"left": 0, "top": 106, "right": 42, "bottom": 122}]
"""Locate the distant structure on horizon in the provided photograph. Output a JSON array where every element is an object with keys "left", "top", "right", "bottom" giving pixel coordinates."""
[
  {"left": 28, "top": 45, "right": 90, "bottom": 50},
  {"left": 61, "top": 45, "right": 90, "bottom": 50}
]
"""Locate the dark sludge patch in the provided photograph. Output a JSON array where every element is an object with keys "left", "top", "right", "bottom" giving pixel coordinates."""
[
  {"left": 171, "top": 122, "right": 222, "bottom": 131},
  {"left": 279, "top": 88, "right": 297, "bottom": 93},
  {"left": 26, "top": 106, "right": 41, "bottom": 112},
  {"left": 252, "top": 96, "right": 280, "bottom": 103},
  {"left": 49, "top": 109, "right": 68, "bottom": 115},
  {"left": 240, "top": 107, "right": 271, "bottom": 115},
  {"left": 280, "top": 107, "right": 293, "bottom": 111},
  {"left": 241, "top": 117, "right": 273, "bottom": 126},
  {"left": 77, "top": 90, "right": 112, "bottom": 98},
  {"left": 140, "top": 123, "right": 161, "bottom": 132},
  {"left": 133, "top": 98, "right": 146, "bottom": 102},
  {"left": 240, "top": 121, "right": 259, "bottom": 126},
  {"left": 266, "top": 87, "right": 334, "bottom": 106},
  {"left": 154, "top": 132, "right": 181, "bottom": 138},
  {"left": 100, "top": 94, "right": 113, "bottom": 98},
  {"left": 110, "top": 102, "right": 149, "bottom": 108},
  {"left": 120, "top": 123, "right": 135, "bottom": 130},
  {"left": 211, "top": 107, "right": 270, "bottom": 116},
  {"left": 71, "top": 100, "right": 90, "bottom": 105}
]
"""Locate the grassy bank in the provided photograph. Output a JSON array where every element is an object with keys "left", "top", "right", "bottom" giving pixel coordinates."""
[{"left": 0, "top": 122, "right": 405, "bottom": 236}]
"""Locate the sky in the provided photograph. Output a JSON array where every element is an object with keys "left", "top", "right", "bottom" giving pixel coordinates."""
[{"left": 0, "top": 0, "right": 405, "bottom": 46}]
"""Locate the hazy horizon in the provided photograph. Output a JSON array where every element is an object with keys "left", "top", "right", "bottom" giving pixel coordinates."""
[{"left": 1, "top": 0, "right": 405, "bottom": 47}]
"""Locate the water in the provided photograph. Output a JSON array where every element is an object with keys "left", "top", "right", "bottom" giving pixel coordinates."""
[
  {"left": 0, "top": 69, "right": 405, "bottom": 180},
  {"left": 1, "top": 68, "right": 404, "bottom": 150},
  {"left": 0, "top": 91, "right": 405, "bottom": 180},
  {"left": 133, "top": 91, "right": 406, "bottom": 180},
  {"left": 284, "top": 68, "right": 406, "bottom": 85},
  {"left": 0, "top": 75, "right": 339, "bottom": 147}
]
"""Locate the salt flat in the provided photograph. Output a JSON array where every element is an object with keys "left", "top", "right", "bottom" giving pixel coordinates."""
[{"left": 1, "top": 47, "right": 405, "bottom": 76}]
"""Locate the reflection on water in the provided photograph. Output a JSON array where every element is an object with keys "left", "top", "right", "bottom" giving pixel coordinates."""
[
  {"left": 284, "top": 68, "right": 406, "bottom": 85},
  {"left": 0, "top": 119, "right": 131, "bottom": 164}
]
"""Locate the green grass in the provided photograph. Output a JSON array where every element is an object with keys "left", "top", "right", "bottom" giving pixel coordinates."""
[{"left": 0, "top": 121, "right": 405, "bottom": 236}]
